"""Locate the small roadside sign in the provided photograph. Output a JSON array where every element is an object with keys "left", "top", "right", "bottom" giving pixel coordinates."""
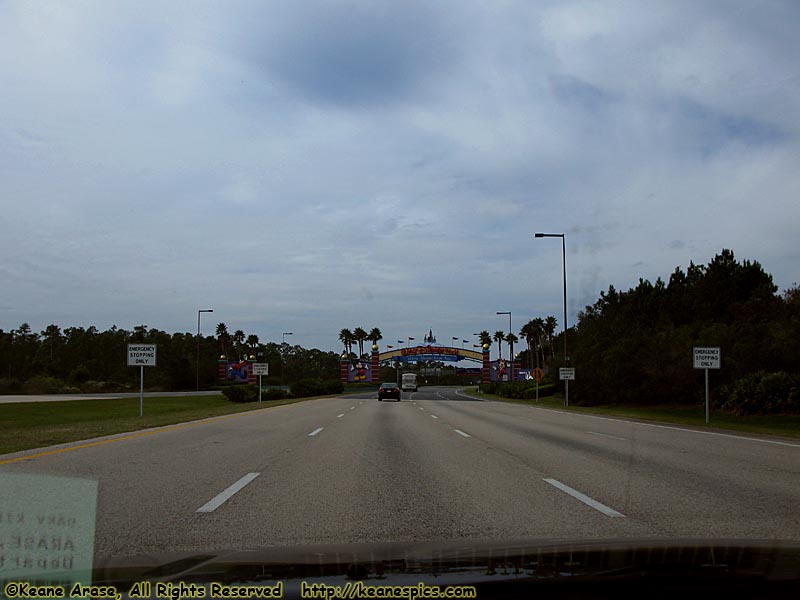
[
  {"left": 253, "top": 363, "right": 269, "bottom": 376},
  {"left": 693, "top": 347, "right": 721, "bottom": 369},
  {"left": 532, "top": 367, "right": 545, "bottom": 382},
  {"left": 693, "top": 346, "right": 721, "bottom": 424},
  {"left": 559, "top": 368, "right": 575, "bottom": 380},
  {"left": 127, "top": 344, "right": 157, "bottom": 366},
  {"left": 127, "top": 344, "right": 156, "bottom": 417}
]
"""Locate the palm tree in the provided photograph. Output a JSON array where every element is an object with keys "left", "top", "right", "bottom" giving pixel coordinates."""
[
  {"left": 493, "top": 330, "right": 505, "bottom": 360},
  {"left": 505, "top": 333, "right": 519, "bottom": 368},
  {"left": 215, "top": 323, "right": 230, "bottom": 356},
  {"left": 478, "top": 330, "right": 492, "bottom": 349},
  {"left": 246, "top": 334, "right": 259, "bottom": 353},
  {"left": 368, "top": 327, "right": 382, "bottom": 350},
  {"left": 338, "top": 328, "right": 354, "bottom": 355},
  {"left": 353, "top": 327, "right": 368, "bottom": 357},
  {"left": 233, "top": 329, "right": 245, "bottom": 356},
  {"left": 519, "top": 321, "right": 536, "bottom": 370},
  {"left": 544, "top": 316, "right": 558, "bottom": 359},
  {"left": 528, "top": 318, "right": 544, "bottom": 366}
]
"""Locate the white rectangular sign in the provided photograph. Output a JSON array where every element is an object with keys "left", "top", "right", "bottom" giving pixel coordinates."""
[
  {"left": 693, "top": 347, "right": 720, "bottom": 369},
  {"left": 252, "top": 363, "right": 269, "bottom": 375},
  {"left": 127, "top": 344, "right": 157, "bottom": 366},
  {"left": 559, "top": 368, "right": 575, "bottom": 380}
]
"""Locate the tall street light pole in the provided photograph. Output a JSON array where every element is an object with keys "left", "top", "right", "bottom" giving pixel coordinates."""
[
  {"left": 496, "top": 311, "right": 512, "bottom": 380},
  {"left": 535, "top": 232, "right": 569, "bottom": 406},
  {"left": 196, "top": 309, "right": 213, "bottom": 391}
]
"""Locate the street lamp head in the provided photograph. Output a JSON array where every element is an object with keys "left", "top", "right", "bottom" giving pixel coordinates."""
[{"left": 534, "top": 233, "right": 545, "bottom": 238}]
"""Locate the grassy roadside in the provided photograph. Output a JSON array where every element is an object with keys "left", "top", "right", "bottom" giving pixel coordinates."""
[
  {"left": 461, "top": 389, "right": 800, "bottom": 439},
  {"left": 0, "top": 394, "right": 337, "bottom": 455}
]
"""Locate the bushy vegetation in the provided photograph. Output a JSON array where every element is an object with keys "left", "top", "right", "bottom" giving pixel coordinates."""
[
  {"left": 479, "top": 381, "right": 556, "bottom": 399},
  {"left": 569, "top": 250, "right": 799, "bottom": 411},
  {"left": 222, "top": 379, "right": 343, "bottom": 403},
  {"left": 718, "top": 371, "right": 799, "bottom": 415},
  {"left": 290, "top": 378, "right": 344, "bottom": 398}
]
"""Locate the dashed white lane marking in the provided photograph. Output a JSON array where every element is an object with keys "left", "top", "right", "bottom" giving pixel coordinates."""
[
  {"left": 431, "top": 415, "right": 439, "bottom": 419},
  {"left": 197, "top": 473, "right": 260, "bottom": 513},
  {"left": 337, "top": 414, "right": 345, "bottom": 418},
  {"left": 454, "top": 429, "right": 471, "bottom": 438},
  {"left": 588, "top": 431, "right": 627, "bottom": 441},
  {"left": 350, "top": 406, "right": 356, "bottom": 410},
  {"left": 543, "top": 478, "right": 625, "bottom": 518},
  {"left": 308, "top": 427, "right": 324, "bottom": 437}
]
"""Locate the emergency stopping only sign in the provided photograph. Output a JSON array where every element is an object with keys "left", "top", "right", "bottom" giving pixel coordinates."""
[
  {"left": 693, "top": 347, "right": 720, "bottom": 369},
  {"left": 127, "top": 344, "right": 157, "bottom": 366}
]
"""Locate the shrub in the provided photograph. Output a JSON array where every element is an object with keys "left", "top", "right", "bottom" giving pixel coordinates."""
[
  {"left": 720, "top": 371, "right": 800, "bottom": 415},
  {"left": 0, "top": 378, "right": 23, "bottom": 394},
  {"left": 24, "top": 376, "right": 66, "bottom": 394},
  {"left": 222, "top": 385, "right": 257, "bottom": 403},
  {"left": 261, "top": 389, "right": 287, "bottom": 401},
  {"left": 478, "top": 381, "right": 556, "bottom": 400},
  {"left": 69, "top": 365, "right": 91, "bottom": 384},
  {"left": 290, "top": 378, "right": 344, "bottom": 398}
]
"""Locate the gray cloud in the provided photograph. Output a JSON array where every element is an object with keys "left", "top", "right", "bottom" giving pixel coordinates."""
[{"left": 1, "top": 0, "right": 798, "bottom": 354}]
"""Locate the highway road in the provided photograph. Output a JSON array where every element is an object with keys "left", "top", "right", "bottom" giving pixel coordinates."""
[{"left": 1, "top": 387, "right": 799, "bottom": 562}]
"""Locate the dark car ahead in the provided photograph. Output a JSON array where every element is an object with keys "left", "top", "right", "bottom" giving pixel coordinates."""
[{"left": 378, "top": 382, "right": 401, "bottom": 401}]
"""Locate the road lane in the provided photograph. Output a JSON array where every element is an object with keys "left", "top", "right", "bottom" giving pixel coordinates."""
[
  {"left": 1, "top": 387, "right": 798, "bottom": 562},
  {"left": 416, "top": 387, "right": 800, "bottom": 539}
]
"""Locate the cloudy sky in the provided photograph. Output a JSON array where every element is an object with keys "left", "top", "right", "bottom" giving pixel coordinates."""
[{"left": 2, "top": 0, "right": 798, "bottom": 355}]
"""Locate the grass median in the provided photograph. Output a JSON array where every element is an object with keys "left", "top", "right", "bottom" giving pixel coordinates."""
[
  {"left": 462, "top": 389, "right": 800, "bottom": 439},
  {"left": 0, "top": 394, "right": 333, "bottom": 455}
]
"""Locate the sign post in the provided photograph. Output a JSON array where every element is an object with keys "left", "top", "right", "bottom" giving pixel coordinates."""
[
  {"left": 532, "top": 367, "right": 545, "bottom": 401},
  {"left": 127, "top": 344, "right": 157, "bottom": 416},
  {"left": 559, "top": 368, "right": 575, "bottom": 407},
  {"left": 253, "top": 363, "right": 269, "bottom": 401},
  {"left": 693, "top": 347, "right": 721, "bottom": 423}
]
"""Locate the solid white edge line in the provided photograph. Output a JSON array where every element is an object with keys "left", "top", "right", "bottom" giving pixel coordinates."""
[
  {"left": 527, "top": 405, "right": 800, "bottom": 448},
  {"left": 543, "top": 478, "right": 625, "bottom": 518},
  {"left": 588, "top": 431, "right": 627, "bottom": 441},
  {"left": 308, "top": 427, "right": 324, "bottom": 437},
  {"left": 454, "top": 429, "right": 471, "bottom": 438},
  {"left": 197, "top": 472, "right": 260, "bottom": 513}
]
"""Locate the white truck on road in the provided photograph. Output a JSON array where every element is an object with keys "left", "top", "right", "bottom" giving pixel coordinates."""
[{"left": 401, "top": 373, "right": 418, "bottom": 392}]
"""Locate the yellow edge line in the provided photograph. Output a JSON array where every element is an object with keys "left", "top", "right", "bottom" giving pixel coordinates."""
[{"left": 0, "top": 402, "right": 297, "bottom": 466}]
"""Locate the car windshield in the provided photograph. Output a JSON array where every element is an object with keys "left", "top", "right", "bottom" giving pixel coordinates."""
[{"left": 1, "top": 0, "right": 798, "bottom": 595}]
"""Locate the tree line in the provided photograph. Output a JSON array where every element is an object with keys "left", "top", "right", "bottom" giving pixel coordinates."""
[
  {"left": 566, "top": 249, "right": 799, "bottom": 413},
  {"left": 0, "top": 323, "right": 341, "bottom": 393}
]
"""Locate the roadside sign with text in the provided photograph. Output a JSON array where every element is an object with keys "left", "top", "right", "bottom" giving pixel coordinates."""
[
  {"left": 559, "top": 368, "right": 575, "bottom": 380},
  {"left": 127, "top": 344, "right": 157, "bottom": 367},
  {"left": 253, "top": 363, "right": 269, "bottom": 376},
  {"left": 693, "top": 347, "right": 721, "bottom": 369}
]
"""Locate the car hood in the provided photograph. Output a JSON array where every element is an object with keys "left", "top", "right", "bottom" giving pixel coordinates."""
[{"left": 89, "top": 538, "right": 800, "bottom": 597}]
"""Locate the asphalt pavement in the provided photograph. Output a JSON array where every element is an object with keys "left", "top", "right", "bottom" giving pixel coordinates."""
[{"left": 1, "top": 387, "right": 798, "bottom": 561}]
